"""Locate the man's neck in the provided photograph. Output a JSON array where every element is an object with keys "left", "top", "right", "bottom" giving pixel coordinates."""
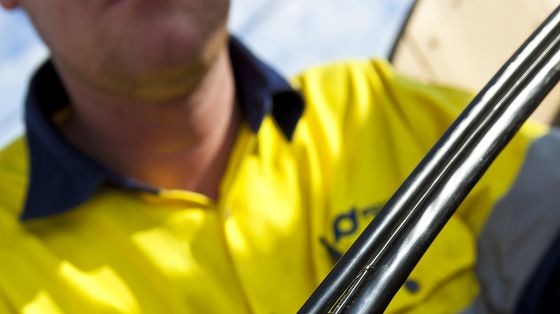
[{"left": 59, "top": 49, "right": 239, "bottom": 199}]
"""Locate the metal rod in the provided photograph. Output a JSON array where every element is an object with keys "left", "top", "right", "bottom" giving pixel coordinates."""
[{"left": 298, "top": 5, "right": 560, "bottom": 314}]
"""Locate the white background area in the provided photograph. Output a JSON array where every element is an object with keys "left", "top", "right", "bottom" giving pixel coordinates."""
[{"left": 0, "top": 0, "right": 413, "bottom": 147}]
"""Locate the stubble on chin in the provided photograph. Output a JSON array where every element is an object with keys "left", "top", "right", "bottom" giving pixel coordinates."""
[{"left": 75, "top": 17, "right": 229, "bottom": 104}]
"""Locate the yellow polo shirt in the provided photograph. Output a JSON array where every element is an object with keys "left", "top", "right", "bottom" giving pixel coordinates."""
[{"left": 0, "top": 53, "right": 545, "bottom": 313}]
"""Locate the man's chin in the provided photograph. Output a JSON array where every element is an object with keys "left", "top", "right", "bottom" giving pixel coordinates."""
[{"left": 96, "top": 58, "right": 208, "bottom": 103}]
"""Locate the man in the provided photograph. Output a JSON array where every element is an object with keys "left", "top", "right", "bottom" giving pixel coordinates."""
[{"left": 0, "top": 0, "right": 555, "bottom": 313}]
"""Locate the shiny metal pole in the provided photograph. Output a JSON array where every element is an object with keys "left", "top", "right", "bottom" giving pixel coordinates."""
[{"left": 299, "top": 5, "right": 560, "bottom": 314}]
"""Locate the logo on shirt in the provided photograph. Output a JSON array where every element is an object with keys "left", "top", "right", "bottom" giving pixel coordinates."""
[{"left": 320, "top": 203, "right": 383, "bottom": 264}]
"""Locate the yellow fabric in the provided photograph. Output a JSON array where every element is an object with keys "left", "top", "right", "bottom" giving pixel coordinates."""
[{"left": 0, "top": 59, "right": 546, "bottom": 313}]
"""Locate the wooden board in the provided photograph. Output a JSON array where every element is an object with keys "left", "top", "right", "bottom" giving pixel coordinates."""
[{"left": 391, "top": 0, "right": 560, "bottom": 124}]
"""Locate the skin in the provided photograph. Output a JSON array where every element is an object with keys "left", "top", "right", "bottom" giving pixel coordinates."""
[{"left": 0, "top": 0, "right": 240, "bottom": 198}]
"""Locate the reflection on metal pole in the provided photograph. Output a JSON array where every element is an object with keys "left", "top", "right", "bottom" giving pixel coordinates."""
[{"left": 299, "top": 5, "right": 560, "bottom": 314}]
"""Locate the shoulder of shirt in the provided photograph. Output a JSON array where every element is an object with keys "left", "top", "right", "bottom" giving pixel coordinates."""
[
  {"left": 289, "top": 57, "right": 547, "bottom": 138},
  {"left": 288, "top": 58, "right": 474, "bottom": 143},
  {"left": 290, "top": 57, "right": 475, "bottom": 111}
]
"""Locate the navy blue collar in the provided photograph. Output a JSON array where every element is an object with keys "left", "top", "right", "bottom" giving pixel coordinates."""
[{"left": 21, "top": 37, "right": 304, "bottom": 220}]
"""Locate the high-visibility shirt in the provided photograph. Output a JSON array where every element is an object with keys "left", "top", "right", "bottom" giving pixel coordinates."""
[{"left": 0, "top": 37, "right": 546, "bottom": 313}]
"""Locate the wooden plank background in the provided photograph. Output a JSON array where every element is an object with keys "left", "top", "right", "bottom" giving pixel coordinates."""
[{"left": 391, "top": 0, "right": 560, "bottom": 124}]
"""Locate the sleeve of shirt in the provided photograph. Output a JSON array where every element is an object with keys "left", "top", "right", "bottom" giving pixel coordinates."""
[{"left": 516, "top": 229, "right": 560, "bottom": 313}]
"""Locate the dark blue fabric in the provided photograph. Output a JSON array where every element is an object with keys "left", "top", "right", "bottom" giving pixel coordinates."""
[
  {"left": 516, "top": 229, "right": 560, "bottom": 314},
  {"left": 22, "top": 62, "right": 112, "bottom": 219},
  {"left": 229, "top": 37, "right": 304, "bottom": 139},
  {"left": 21, "top": 36, "right": 304, "bottom": 220}
]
